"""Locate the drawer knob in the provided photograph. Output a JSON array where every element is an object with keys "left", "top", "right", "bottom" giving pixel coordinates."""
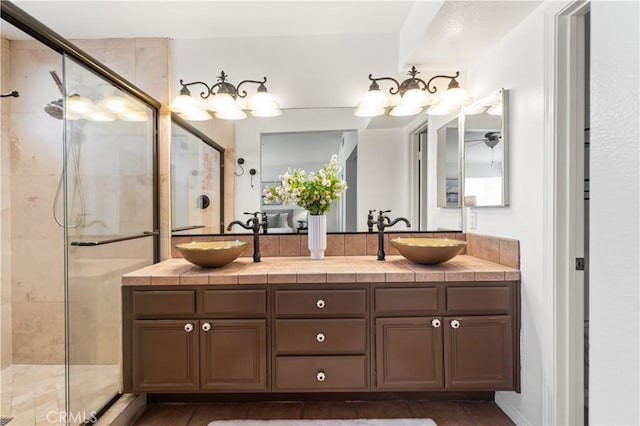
[
  {"left": 316, "top": 299, "right": 326, "bottom": 309},
  {"left": 316, "top": 370, "right": 326, "bottom": 382},
  {"left": 202, "top": 322, "right": 211, "bottom": 332},
  {"left": 431, "top": 319, "right": 441, "bottom": 328},
  {"left": 184, "top": 323, "right": 194, "bottom": 332},
  {"left": 316, "top": 332, "right": 325, "bottom": 343},
  {"left": 450, "top": 319, "right": 460, "bottom": 329}
]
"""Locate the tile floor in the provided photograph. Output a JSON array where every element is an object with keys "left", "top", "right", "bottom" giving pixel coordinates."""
[
  {"left": 0, "top": 364, "right": 118, "bottom": 426},
  {"left": 133, "top": 400, "right": 514, "bottom": 426}
]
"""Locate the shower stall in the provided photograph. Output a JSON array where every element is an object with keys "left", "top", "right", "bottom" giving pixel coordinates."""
[{"left": 1, "top": 4, "right": 159, "bottom": 425}]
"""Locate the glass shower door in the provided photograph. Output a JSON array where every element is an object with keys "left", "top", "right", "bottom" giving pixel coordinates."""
[{"left": 63, "top": 56, "right": 157, "bottom": 424}]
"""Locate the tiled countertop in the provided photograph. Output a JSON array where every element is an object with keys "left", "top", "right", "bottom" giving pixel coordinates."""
[{"left": 122, "top": 255, "right": 520, "bottom": 286}]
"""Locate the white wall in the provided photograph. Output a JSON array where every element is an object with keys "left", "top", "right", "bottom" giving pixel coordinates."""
[
  {"left": 590, "top": 1, "right": 639, "bottom": 424},
  {"left": 463, "top": 3, "right": 548, "bottom": 424}
]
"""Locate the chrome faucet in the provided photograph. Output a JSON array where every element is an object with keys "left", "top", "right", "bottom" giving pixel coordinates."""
[
  {"left": 226, "top": 211, "right": 268, "bottom": 262},
  {"left": 375, "top": 209, "right": 411, "bottom": 260}
]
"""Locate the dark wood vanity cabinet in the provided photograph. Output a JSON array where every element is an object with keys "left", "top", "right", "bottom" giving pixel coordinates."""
[
  {"left": 373, "top": 282, "right": 519, "bottom": 392},
  {"left": 123, "top": 287, "right": 268, "bottom": 393},
  {"left": 123, "top": 281, "right": 519, "bottom": 394}
]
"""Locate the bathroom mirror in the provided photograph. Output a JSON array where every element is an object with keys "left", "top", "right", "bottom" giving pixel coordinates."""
[
  {"left": 260, "top": 130, "right": 357, "bottom": 233},
  {"left": 436, "top": 117, "right": 461, "bottom": 208},
  {"left": 171, "top": 107, "right": 464, "bottom": 234},
  {"left": 171, "top": 115, "right": 225, "bottom": 233},
  {"left": 463, "top": 89, "right": 509, "bottom": 207}
]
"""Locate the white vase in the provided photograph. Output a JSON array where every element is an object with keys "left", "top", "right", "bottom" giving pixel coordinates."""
[{"left": 307, "top": 214, "right": 327, "bottom": 260}]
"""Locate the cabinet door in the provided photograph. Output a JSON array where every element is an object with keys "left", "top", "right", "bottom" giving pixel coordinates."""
[
  {"left": 375, "top": 317, "right": 444, "bottom": 390},
  {"left": 200, "top": 319, "right": 267, "bottom": 391},
  {"left": 132, "top": 320, "right": 199, "bottom": 392},
  {"left": 444, "top": 316, "right": 514, "bottom": 390}
]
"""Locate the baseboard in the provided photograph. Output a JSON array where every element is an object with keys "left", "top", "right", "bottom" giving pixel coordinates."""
[{"left": 495, "top": 392, "right": 531, "bottom": 426}]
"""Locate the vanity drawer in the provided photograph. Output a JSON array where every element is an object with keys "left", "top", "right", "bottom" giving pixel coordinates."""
[
  {"left": 133, "top": 290, "right": 196, "bottom": 318},
  {"left": 274, "top": 356, "right": 367, "bottom": 391},
  {"left": 375, "top": 287, "right": 441, "bottom": 314},
  {"left": 446, "top": 286, "right": 512, "bottom": 314},
  {"left": 274, "top": 289, "right": 366, "bottom": 316},
  {"left": 274, "top": 319, "right": 366, "bottom": 355},
  {"left": 202, "top": 289, "right": 267, "bottom": 316}
]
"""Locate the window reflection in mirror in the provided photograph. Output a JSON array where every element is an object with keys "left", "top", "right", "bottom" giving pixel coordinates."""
[
  {"left": 463, "top": 89, "right": 508, "bottom": 207},
  {"left": 260, "top": 130, "right": 358, "bottom": 233},
  {"left": 171, "top": 115, "right": 225, "bottom": 234}
]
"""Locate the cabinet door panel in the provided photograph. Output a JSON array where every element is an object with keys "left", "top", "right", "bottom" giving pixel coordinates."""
[
  {"left": 132, "top": 320, "right": 199, "bottom": 392},
  {"left": 200, "top": 319, "right": 267, "bottom": 391},
  {"left": 444, "top": 316, "right": 514, "bottom": 390},
  {"left": 375, "top": 317, "right": 443, "bottom": 390}
]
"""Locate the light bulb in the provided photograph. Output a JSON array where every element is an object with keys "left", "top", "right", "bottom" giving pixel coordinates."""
[{"left": 214, "top": 105, "right": 247, "bottom": 120}]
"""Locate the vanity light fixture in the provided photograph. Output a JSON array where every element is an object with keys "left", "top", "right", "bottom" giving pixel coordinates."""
[
  {"left": 354, "top": 66, "right": 470, "bottom": 117},
  {"left": 170, "top": 70, "right": 281, "bottom": 121}
]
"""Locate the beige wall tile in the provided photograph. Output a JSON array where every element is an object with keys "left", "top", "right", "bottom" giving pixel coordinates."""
[
  {"left": 279, "top": 235, "right": 301, "bottom": 257},
  {"left": 500, "top": 238, "right": 520, "bottom": 268},
  {"left": 325, "top": 234, "right": 345, "bottom": 256},
  {"left": 260, "top": 235, "right": 279, "bottom": 257},
  {"left": 344, "top": 234, "right": 366, "bottom": 256},
  {"left": 12, "top": 301, "right": 64, "bottom": 364}
]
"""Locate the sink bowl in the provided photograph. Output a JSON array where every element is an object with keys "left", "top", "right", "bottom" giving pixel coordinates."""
[
  {"left": 175, "top": 241, "right": 248, "bottom": 268},
  {"left": 391, "top": 237, "right": 467, "bottom": 265}
]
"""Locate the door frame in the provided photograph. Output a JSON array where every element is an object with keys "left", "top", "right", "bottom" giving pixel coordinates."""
[{"left": 542, "top": 1, "right": 590, "bottom": 424}]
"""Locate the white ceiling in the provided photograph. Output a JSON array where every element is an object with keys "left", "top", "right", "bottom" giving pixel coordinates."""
[{"left": 4, "top": 0, "right": 542, "bottom": 68}]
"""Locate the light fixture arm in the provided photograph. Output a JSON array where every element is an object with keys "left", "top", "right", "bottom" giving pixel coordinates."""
[
  {"left": 178, "top": 79, "right": 212, "bottom": 100},
  {"left": 235, "top": 77, "right": 268, "bottom": 99},
  {"left": 424, "top": 71, "right": 460, "bottom": 94}
]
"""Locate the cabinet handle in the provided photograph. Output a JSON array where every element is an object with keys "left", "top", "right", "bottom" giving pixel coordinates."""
[
  {"left": 431, "top": 319, "right": 441, "bottom": 328},
  {"left": 184, "top": 323, "right": 194, "bottom": 332},
  {"left": 316, "top": 299, "right": 326, "bottom": 309},
  {"left": 202, "top": 322, "right": 211, "bottom": 332},
  {"left": 316, "top": 332, "right": 325, "bottom": 343},
  {"left": 316, "top": 370, "right": 326, "bottom": 382},
  {"left": 450, "top": 319, "right": 460, "bottom": 329}
]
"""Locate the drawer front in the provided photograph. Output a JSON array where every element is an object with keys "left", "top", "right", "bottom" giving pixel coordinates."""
[
  {"left": 275, "top": 289, "right": 366, "bottom": 316},
  {"left": 375, "top": 287, "right": 441, "bottom": 314},
  {"left": 133, "top": 290, "right": 195, "bottom": 318},
  {"left": 274, "top": 356, "right": 367, "bottom": 391},
  {"left": 275, "top": 319, "right": 367, "bottom": 355},
  {"left": 203, "top": 289, "right": 267, "bottom": 315},
  {"left": 446, "top": 286, "right": 512, "bottom": 314}
]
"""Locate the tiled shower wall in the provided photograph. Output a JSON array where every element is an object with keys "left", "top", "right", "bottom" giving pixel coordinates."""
[
  {"left": 1, "top": 38, "right": 12, "bottom": 370},
  {"left": 5, "top": 38, "right": 66, "bottom": 364}
]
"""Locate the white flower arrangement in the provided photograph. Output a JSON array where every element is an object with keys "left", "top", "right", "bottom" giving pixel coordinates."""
[{"left": 263, "top": 155, "right": 348, "bottom": 215}]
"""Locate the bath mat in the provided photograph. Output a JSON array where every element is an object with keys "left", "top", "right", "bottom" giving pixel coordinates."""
[{"left": 208, "top": 420, "right": 436, "bottom": 426}]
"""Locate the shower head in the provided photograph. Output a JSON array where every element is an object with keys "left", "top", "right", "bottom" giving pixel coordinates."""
[
  {"left": 44, "top": 70, "right": 64, "bottom": 119},
  {"left": 44, "top": 98, "right": 63, "bottom": 120}
]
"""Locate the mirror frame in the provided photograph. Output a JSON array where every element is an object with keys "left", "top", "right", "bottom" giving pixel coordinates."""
[
  {"left": 171, "top": 113, "right": 226, "bottom": 234},
  {"left": 462, "top": 88, "right": 509, "bottom": 207}
]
